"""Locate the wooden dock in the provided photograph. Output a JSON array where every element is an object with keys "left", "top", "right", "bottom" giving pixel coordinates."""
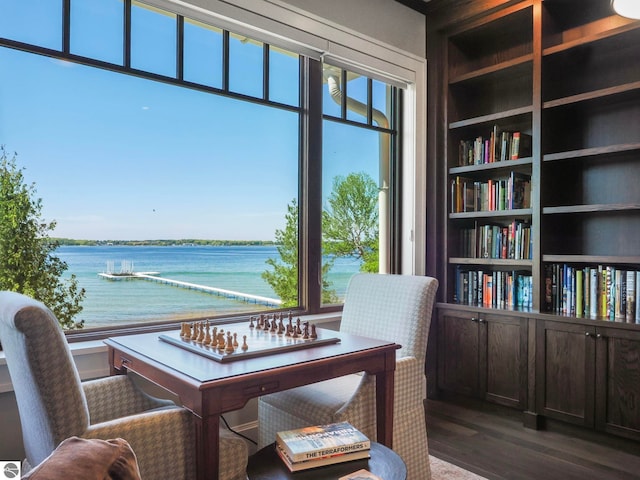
[{"left": 98, "top": 272, "right": 282, "bottom": 307}]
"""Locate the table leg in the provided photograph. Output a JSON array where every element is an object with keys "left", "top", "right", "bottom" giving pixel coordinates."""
[
  {"left": 375, "top": 363, "right": 395, "bottom": 448},
  {"left": 195, "top": 414, "right": 220, "bottom": 480}
]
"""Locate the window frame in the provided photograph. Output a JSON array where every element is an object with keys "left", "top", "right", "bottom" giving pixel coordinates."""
[{"left": 0, "top": 0, "right": 422, "bottom": 342}]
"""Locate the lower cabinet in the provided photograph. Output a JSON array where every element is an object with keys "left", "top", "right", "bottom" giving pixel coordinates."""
[
  {"left": 437, "top": 308, "right": 640, "bottom": 442},
  {"left": 536, "top": 320, "right": 640, "bottom": 441},
  {"left": 437, "top": 308, "right": 527, "bottom": 409}
]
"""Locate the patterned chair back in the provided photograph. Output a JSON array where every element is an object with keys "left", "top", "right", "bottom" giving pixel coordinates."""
[
  {"left": 339, "top": 273, "right": 438, "bottom": 366},
  {"left": 0, "top": 291, "right": 90, "bottom": 467}
]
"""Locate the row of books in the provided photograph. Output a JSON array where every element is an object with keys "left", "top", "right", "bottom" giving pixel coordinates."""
[
  {"left": 275, "top": 422, "right": 371, "bottom": 472},
  {"left": 450, "top": 172, "right": 531, "bottom": 213},
  {"left": 458, "top": 126, "right": 532, "bottom": 166},
  {"left": 544, "top": 264, "right": 640, "bottom": 323},
  {"left": 459, "top": 220, "right": 532, "bottom": 260},
  {"left": 454, "top": 268, "right": 533, "bottom": 310}
]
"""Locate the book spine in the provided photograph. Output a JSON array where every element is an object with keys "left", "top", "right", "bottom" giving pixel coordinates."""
[
  {"left": 589, "top": 267, "right": 598, "bottom": 319},
  {"left": 626, "top": 270, "right": 635, "bottom": 323},
  {"left": 576, "top": 269, "right": 583, "bottom": 318},
  {"left": 637, "top": 271, "right": 640, "bottom": 324},
  {"left": 278, "top": 439, "right": 371, "bottom": 463}
]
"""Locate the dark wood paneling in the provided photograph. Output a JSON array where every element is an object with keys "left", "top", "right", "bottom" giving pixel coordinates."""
[
  {"left": 596, "top": 327, "right": 640, "bottom": 441},
  {"left": 437, "top": 310, "right": 480, "bottom": 396},
  {"left": 536, "top": 320, "right": 596, "bottom": 427}
]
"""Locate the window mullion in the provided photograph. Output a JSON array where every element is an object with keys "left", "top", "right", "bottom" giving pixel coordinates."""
[
  {"left": 263, "top": 44, "right": 269, "bottom": 101},
  {"left": 222, "top": 30, "right": 230, "bottom": 91},
  {"left": 301, "top": 57, "right": 323, "bottom": 313},
  {"left": 176, "top": 15, "right": 184, "bottom": 80},
  {"left": 62, "top": 0, "right": 70, "bottom": 54},
  {"left": 124, "top": 0, "right": 132, "bottom": 68}
]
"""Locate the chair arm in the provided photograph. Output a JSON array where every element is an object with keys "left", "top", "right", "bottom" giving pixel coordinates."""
[
  {"left": 84, "top": 408, "right": 248, "bottom": 480},
  {"left": 393, "top": 356, "right": 426, "bottom": 414},
  {"left": 82, "top": 376, "right": 175, "bottom": 425}
]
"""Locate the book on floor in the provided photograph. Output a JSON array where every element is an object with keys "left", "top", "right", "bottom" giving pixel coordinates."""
[
  {"left": 275, "top": 442, "right": 370, "bottom": 472},
  {"left": 275, "top": 421, "right": 370, "bottom": 463}
]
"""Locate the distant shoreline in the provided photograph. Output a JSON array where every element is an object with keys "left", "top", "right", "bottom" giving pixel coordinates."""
[{"left": 54, "top": 238, "right": 276, "bottom": 247}]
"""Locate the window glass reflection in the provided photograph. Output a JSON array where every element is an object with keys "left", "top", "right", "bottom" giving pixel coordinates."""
[
  {"left": 131, "top": 1, "right": 176, "bottom": 77},
  {"left": 229, "top": 33, "right": 263, "bottom": 97},
  {"left": 0, "top": 0, "right": 62, "bottom": 50},
  {"left": 345, "top": 75, "right": 368, "bottom": 124},
  {"left": 183, "top": 19, "right": 223, "bottom": 88},
  {"left": 269, "top": 46, "right": 299, "bottom": 106},
  {"left": 70, "top": 0, "right": 124, "bottom": 65}
]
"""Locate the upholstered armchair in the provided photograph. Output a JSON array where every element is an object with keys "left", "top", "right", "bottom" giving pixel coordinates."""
[
  {"left": 258, "top": 273, "right": 438, "bottom": 480},
  {"left": 0, "top": 291, "right": 248, "bottom": 480}
]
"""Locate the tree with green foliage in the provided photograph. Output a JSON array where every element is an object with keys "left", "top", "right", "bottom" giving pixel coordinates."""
[
  {"left": 264, "top": 172, "right": 380, "bottom": 305},
  {"left": 323, "top": 172, "right": 379, "bottom": 273},
  {"left": 262, "top": 199, "right": 336, "bottom": 307},
  {"left": 0, "top": 147, "right": 85, "bottom": 329}
]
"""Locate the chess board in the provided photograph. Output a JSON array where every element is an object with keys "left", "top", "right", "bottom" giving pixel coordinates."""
[{"left": 159, "top": 317, "right": 340, "bottom": 363}]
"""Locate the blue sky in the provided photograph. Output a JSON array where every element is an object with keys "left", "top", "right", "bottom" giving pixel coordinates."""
[{"left": 0, "top": 0, "right": 382, "bottom": 241}]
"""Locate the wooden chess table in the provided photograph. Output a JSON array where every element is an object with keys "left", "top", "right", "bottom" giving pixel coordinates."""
[{"left": 105, "top": 324, "right": 400, "bottom": 480}]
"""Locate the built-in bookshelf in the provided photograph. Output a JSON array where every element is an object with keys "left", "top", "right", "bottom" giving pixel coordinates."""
[
  {"left": 428, "top": 0, "right": 640, "bottom": 320},
  {"left": 425, "top": 0, "right": 640, "bottom": 440},
  {"left": 444, "top": 2, "right": 536, "bottom": 312},
  {"left": 540, "top": 1, "right": 640, "bottom": 323}
]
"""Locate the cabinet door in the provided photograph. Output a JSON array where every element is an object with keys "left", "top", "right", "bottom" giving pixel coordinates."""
[
  {"left": 480, "top": 314, "right": 527, "bottom": 409},
  {"left": 595, "top": 327, "right": 640, "bottom": 441},
  {"left": 536, "top": 320, "right": 596, "bottom": 427},
  {"left": 437, "top": 309, "right": 480, "bottom": 396}
]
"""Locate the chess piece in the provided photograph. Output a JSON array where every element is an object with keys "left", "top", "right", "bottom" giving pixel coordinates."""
[
  {"left": 225, "top": 332, "right": 235, "bottom": 353},
  {"left": 197, "top": 322, "right": 206, "bottom": 343},
  {"left": 302, "top": 322, "right": 309, "bottom": 339},
  {"left": 217, "top": 332, "right": 225, "bottom": 351},
  {"left": 310, "top": 324, "right": 318, "bottom": 339},
  {"left": 287, "top": 316, "right": 293, "bottom": 337},
  {"left": 209, "top": 327, "right": 218, "bottom": 347},
  {"left": 249, "top": 316, "right": 255, "bottom": 329},
  {"left": 204, "top": 322, "right": 211, "bottom": 345},
  {"left": 277, "top": 316, "right": 284, "bottom": 335},
  {"left": 191, "top": 322, "right": 199, "bottom": 341},
  {"left": 295, "top": 318, "right": 302, "bottom": 335},
  {"left": 233, "top": 332, "right": 239, "bottom": 347},
  {"left": 241, "top": 335, "right": 248, "bottom": 351}
]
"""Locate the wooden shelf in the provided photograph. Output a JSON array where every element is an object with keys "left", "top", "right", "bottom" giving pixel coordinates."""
[
  {"left": 450, "top": 208, "right": 532, "bottom": 220},
  {"left": 449, "top": 107, "right": 532, "bottom": 130},
  {"left": 543, "top": 17, "right": 640, "bottom": 56},
  {"left": 543, "top": 81, "right": 640, "bottom": 109},
  {"left": 543, "top": 255, "right": 640, "bottom": 265},
  {"left": 449, "top": 54, "right": 533, "bottom": 85},
  {"left": 543, "top": 204, "right": 640, "bottom": 215},
  {"left": 450, "top": 258, "right": 532, "bottom": 267},
  {"left": 450, "top": 157, "right": 532, "bottom": 174},
  {"left": 543, "top": 143, "right": 640, "bottom": 162}
]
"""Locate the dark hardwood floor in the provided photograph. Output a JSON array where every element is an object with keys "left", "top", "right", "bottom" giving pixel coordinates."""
[{"left": 425, "top": 396, "right": 640, "bottom": 480}]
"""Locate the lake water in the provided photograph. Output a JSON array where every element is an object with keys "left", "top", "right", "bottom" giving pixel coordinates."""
[{"left": 57, "top": 245, "right": 360, "bottom": 328}]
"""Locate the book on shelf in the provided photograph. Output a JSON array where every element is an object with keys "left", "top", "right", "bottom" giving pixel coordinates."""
[
  {"left": 456, "top": 126, "right": 532, "bottom": 166},
  {"left": 544, "top": 264, "right": 640, "bottom": 323},
  {"left": 450, "top": 173, "right": 531, "bottom": 213},
  {"left": 454, "top": 267, "right": 532, "bottom": 310},
  {"left": 275, "top": 422, "right": 370, "bottom": 463},
  {"left": 275, "top": 442, "right": 370, "bottom": 472}
]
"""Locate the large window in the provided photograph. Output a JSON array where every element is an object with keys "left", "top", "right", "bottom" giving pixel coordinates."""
[{"left": 0, "top": 0, "right": 400, "bottom": 333}]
